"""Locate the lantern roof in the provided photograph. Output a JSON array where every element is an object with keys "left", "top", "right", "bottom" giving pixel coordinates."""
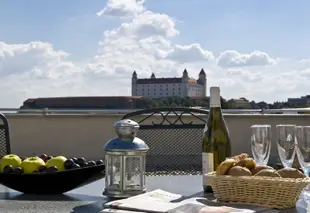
[{"left": 104, "top": 137, "right": 149, "bottom": 151}]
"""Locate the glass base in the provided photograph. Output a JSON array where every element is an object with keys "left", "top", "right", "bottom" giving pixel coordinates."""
[{"left": 103, "top": 188, "right": 147, "bottom": 199}]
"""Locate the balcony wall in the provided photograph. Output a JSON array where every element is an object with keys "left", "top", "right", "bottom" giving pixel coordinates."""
[{"left": 4, "top": 113, "right": 310, "bottom": 164}]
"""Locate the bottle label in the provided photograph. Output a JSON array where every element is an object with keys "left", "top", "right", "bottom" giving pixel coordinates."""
[{"left": 202, "top": 152, "right": 214, "bottom": 186}]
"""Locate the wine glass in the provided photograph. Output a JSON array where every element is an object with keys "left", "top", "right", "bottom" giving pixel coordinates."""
[
  {"left": 295, "top": 126, "right": 310, "bottom": 177},
  {"left": 276, "top": 124, "right": 296, "bottom": 168},
  {"left": 250, "top": 125, "right": 271, "bottom": 165}
]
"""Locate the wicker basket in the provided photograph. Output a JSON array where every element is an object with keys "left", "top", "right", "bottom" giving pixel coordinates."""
[{"left": 206, "top": 172, "right": 310, "bottom": 209}]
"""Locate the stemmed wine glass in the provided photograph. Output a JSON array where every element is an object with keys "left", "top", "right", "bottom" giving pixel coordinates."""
[
  {"left": 250, "top": 125, "right": 271, "bottom": 165},
  {"left": 295, "top": 126, "right": 310, "bottom": 177},
  {"left": 276, "top": 124, "right": 296, "bottom": 168}
]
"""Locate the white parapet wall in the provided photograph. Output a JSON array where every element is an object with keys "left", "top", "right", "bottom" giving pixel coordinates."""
[{"left": 2, "top": 110, "right": 310, "bottom": 165}]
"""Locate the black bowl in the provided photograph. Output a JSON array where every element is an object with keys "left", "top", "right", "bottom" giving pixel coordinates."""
[{"left": 0, "top": 164, "right": 105, "bottom": 195}]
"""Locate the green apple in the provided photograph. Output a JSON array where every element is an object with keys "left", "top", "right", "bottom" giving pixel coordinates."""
[
  {"left": 21, "top": 157, "right": 46, "bottom": 174},
  {"left": 46, "top": 156, "right": 67, "bottom": 172},
  {"left": 0, "top": 154, "right": 22, "bottom": 172}
]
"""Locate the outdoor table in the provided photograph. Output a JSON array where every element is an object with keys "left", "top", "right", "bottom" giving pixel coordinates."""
[{"left": 0, "top": 175, "right": 297, "bottom": 213}]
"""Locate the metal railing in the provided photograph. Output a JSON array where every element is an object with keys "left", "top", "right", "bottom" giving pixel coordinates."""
[{"left": 0, "top": 108, "right": 310, "bottom": 115}]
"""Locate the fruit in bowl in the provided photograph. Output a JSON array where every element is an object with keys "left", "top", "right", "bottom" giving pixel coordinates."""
[
  {"left": 0, "top": 154, "right": 104, "bottom": 174},
  {"left": 0, "top": 154, "right": 22, "bottom": 172},
  {"left": 46, "top": 156, "right": 67, "bottom": 172},
  {"left": 21, "top": 157, "right": 46, "bottom": 174}
]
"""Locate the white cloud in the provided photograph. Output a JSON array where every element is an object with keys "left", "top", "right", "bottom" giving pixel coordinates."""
[
  {"left": 0, "top": 42, "right": 78, "bottom": 78},
  {"left": 217, "top": 50, "right": 277, "bottom": 68},
  {"left": 104, "top": 11, "right": 179, "bottom": 40},
  {"left": 0, "top": 0, "right": 309, "bottom": 107},
  {"left": 96, "top": 0, "right": 145, "bottom": 18},
  {"left": 163, "top": 43, "right": 214, "bottom": 63}
]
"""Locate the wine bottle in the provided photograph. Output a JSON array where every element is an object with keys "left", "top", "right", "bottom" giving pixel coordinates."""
[{"left": 202, "top": 86, "right": 232, "bottom": 193}]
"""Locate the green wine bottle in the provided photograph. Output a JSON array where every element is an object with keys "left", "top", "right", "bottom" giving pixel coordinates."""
[{"left": 202, "top": 87, "right": 232, "bottom": 193}]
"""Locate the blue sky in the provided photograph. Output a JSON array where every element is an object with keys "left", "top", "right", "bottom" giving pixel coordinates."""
[
  {"left": 0, "top": 0, "right": 309, "bottom": 106},
  {"left": 2, "top": 0, "right": 310, "bottom": 59}
]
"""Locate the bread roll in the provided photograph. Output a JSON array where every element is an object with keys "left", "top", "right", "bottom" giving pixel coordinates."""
[{"left": 216, "top": 159, "right": 237, "bottom": 175}]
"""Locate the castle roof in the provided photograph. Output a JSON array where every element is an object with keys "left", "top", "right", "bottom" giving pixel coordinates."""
[
  {"left": 136, "top": 78, "right": 183, "bottom": 84},
  {"left": 199, "top": 69, "right": 205, "bottom": 75}
]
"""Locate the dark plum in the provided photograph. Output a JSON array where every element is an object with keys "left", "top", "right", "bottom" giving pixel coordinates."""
[
  {"left": 87, "top": 161, "right": 96, "bottom": 167},
  {"left": 64, "top": 159, "right": 75, "bottom": 169},
  {"left": 96, "top": 159, "right": 104, "bottom": 165},
  {"left": 14, "top": 167, "right": 24, "bottom": 174},
  {"left": 71, "top": 163, "right": 81, "bottom": 169},
  {"left": 40, "top": 154, "right": 48, "bottom": 162},
  {"left": 39, "top": 165, "right": 47, "bottom": 172},
  {"left": 3, "top": 165, "right": 14, "bottom": 173},
  {"left": 72, "top": 157, "right": 78, "bottom": 163},
  {"left": 46, "top": 166, "right": 58, "bottom": 173},
  {"left": 81, "top": 162, "right": 88, "bottom": 167},
  {"left": 76, "top": 157, "right": 86, "bottom": 166}
]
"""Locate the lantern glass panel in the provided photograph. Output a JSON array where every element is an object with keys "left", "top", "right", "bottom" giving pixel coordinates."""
[
  {"left": 106, "top": 154, "right": 122, "bottom": 190},
  {"left": 124, "top": 156, "right": 144, "bottom": 190}
]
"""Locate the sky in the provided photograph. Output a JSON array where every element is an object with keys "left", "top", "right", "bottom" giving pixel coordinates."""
[{"left": 1, "top": 0, "right": 310, "bottom": 107}]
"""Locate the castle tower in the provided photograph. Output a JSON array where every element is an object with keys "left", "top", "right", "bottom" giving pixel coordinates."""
[
  {"left": 151, "top": 73, "right": 156, "bottom": 79},
  {"left": 132, "top": 71, "right": 138, "bottom": 96},
  {"left": 198, "top": 68, "right": 207, "bottom": 97},
  {"left": 182, "top": 69, "right": 189, "bottom": 82},
  {"left": 181, "top": 69, "right": 189, "bottom": 96}
]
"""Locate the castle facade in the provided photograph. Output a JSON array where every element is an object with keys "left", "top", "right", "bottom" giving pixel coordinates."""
[{"left": 131, "top": 69, "right": 207, "bottom": 98}]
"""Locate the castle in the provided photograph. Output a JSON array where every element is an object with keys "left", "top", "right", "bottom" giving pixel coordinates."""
[{"left": 131, "top": 69, "right": 207, "bottom": 98}]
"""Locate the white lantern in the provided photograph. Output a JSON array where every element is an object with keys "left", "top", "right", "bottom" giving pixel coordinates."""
[{"left": 103, "top": 119, "right": 149, "bottom": 198}]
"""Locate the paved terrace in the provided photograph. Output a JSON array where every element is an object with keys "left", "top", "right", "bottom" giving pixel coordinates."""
[{"left": 1, "top": 108, "right": 310, "bottom": 165}]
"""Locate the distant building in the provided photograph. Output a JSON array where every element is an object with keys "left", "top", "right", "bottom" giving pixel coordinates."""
[
  {"left": 228, "top": 98, "right": 251, "bottom": 109},
  {"left": 287, "top": 95, "right": 310, "bottom": 106},
  {"left": 132, "top": 69, "right": 207, "bottom": 98},
  {"left": 21, "top": 96, "right": 144, "bottom": 109}
]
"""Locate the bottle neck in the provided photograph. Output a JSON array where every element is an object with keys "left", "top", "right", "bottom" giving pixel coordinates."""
[
  {"left": 209, "top": 90, "right": 221, "bottom": 108},
  {"left": 209, "top": 107, "right": 223, "bottom": 117}
]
